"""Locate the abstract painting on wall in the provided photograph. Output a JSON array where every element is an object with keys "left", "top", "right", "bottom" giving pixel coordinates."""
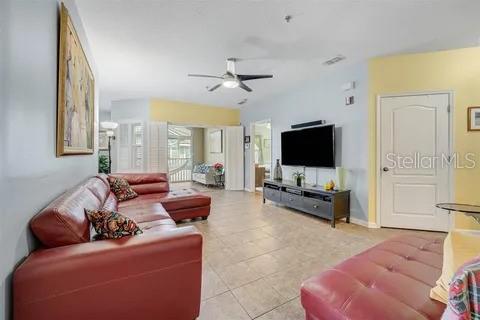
[
  {"left": 56, "top": 3, "right": 94, "bottom": 156},
  {"left": 209, "top": 129, "right": 223, "bottom": 153},
  {"left": 468, "top": 106, "right": 480, "bottom": 131}
]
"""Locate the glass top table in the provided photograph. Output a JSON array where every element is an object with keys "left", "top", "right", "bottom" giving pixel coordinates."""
[{"left": 436, "top": 203, "right": 480, "bottom": 223}]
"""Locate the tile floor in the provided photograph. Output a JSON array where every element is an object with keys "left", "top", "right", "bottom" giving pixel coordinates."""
[{"left": 173, "top": 183, "right": 442, "bottom": 320}]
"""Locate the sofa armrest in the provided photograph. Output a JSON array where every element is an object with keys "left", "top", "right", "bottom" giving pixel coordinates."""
[{"left": 14, "top": 226, "right": 202, "bottom": 320}]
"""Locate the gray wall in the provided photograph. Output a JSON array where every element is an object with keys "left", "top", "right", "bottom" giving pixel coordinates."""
[
  {"left": 241, "top": 62, "right": 369, "bottom": 222},
  {"left": 111, "top": 98, "right": 150, "bottom": 122},
  {"left": 0, "top": 1, "right": 98, "bottom": 319},
  {"left": 99, "top": 110, "right": 112, "bottom": 122}
]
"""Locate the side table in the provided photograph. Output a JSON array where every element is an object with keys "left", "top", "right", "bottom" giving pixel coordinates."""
[{"left": 436, "top": 203, "right": 480, "bottom": 223}]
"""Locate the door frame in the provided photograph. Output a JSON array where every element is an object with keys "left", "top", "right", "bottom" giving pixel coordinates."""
[
  {"left": 375, "top": 91, "right": 455, "bottom": 230},
  {"left": 248, "top": 119, "right": 272, "bottom": 192}
]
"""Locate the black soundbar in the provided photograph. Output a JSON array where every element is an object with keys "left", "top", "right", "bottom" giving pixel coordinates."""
[{"left": 291, "top": 120, "right": 326, "bottom": 129}]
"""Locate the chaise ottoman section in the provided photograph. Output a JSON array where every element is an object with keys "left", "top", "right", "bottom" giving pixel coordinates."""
[
  {"left": 301, "top": 235, "right": 446, "bottom": 320},
  {"left": 119, "top": 188, "right": 211, "bottom": 222}
]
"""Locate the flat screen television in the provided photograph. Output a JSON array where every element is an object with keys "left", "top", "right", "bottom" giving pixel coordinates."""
[{"left": 281, "top": 125, "right": 335, "bottom": 168}]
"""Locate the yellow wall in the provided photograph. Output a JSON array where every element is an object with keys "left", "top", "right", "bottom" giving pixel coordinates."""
[
  {"left": 368, "top": 47, "right": 480, "bottom": 229},
  {"left": 149, "top": 99, "right": 240, "bottom": 126}
]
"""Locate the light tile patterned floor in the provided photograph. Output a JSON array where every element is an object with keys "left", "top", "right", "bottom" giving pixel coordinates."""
[{"left": 173, "top": 183, "right": 442, "bottom": 320}]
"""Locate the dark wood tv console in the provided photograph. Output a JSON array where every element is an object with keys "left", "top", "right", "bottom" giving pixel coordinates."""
[{"left": 263, "top": 179, "right": 350, "bottom": 228}]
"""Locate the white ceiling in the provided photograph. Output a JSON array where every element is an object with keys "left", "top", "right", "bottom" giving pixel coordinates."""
[{"left": 76, "top": 0, "right": 480, "bottom": 110}]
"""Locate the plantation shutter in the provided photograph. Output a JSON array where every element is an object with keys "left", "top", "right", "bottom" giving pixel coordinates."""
[
  {"left": 147, "top": 121, "right": 168, "bottom": 173},
  {"left": 116, "top": 123, "right": 130, "bottom": 172},
  {"left": 114, "top": 122, "right": 146, "bottom": 173}
]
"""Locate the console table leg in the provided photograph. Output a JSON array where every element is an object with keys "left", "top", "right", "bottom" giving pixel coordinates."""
[
  {"left": 331, "top": 219, "right": 335, "bottom": 228},
  {"left": 263, "top": 197, "right": 265, "bottom": 204},
  {"left": 346, "top": 216, "right": 350, "bottom": 223}
]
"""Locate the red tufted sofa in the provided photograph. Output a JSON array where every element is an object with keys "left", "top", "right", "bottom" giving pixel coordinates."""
[
  {"left": 14, "top": 173, "right": 210, "bottom": 320},
  {"left": 301, "top": 235, "right": 446, "bottom": 320}
]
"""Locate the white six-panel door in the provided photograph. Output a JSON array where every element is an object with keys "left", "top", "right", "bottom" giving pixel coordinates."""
[{"left": 379, "top": 93, "right": 451, "bottom": 231}]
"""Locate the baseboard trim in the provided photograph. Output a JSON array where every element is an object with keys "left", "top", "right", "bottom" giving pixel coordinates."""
[
  {"left": 349, "top": 217, "right": 368, "bottom": 227},
  {"left": 349, "top": 217, "right": 380, "bottom": 229},
  {"left": 368, "top": 222, "right": 381, "bottom": 229},
  {"left": 452, "top": 228, "right": 480, "bottom": 234},
  {"left": 244, "top": 188, "right": 254, "bottom": 192}
]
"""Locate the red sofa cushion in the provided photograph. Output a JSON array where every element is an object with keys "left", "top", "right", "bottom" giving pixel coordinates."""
[
  {"left": 84, "top": 176, "right": 110, "bottom": 203},
  {"left": 102, "top": 192, "right": 119, "bottom": 212},
  {"left": 301, "top": 235, "right": 446, "bottom": 320},
  {"left": 109, "top": 173, "right": 169, "bottom": 194},
  {"left": 120, "top": 202, "right": 172, "bottom": 223},
  {"left": 30, "top": 178, "right": 106, "bottom": 248}
]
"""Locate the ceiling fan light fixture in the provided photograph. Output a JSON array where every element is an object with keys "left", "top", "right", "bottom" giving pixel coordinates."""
[{"left": 222, "top": 78, "right": 239, "bottom": 88}]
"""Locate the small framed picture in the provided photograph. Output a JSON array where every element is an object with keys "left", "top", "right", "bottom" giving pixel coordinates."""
[
  {"left": 468, "top": 107, "right": 480, "bottom": 131},
  {"left": 98, "top": 130, "right": 109, "bottom": 150}
]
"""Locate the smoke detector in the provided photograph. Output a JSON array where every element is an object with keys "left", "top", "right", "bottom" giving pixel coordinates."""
[{"left": 323, "top": 55, "right": 346, "bottom": 66}]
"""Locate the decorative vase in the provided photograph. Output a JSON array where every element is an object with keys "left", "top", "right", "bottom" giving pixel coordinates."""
[
  {"left": 273, "top": 159, "right": 282, "bottom": 180},
  {"left": 336, "top": 167, "right": 345, "bottom": 190},
  {"left": 296, "top": 177, "right": 302, "bottom": 186}
]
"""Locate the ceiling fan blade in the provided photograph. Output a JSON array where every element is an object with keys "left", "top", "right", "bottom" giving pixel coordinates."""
[
  {"left": 208, "top": 83, "right": 223, "bottom": 92},
  {"left": 188, "top": 74, "right": 223, "bottom": 79},
  {"left": 237, "top": 74, "right": 273, "bottom": 81},
  {"left": 239, "top": 81, "right": 252, "bottom": 92}
]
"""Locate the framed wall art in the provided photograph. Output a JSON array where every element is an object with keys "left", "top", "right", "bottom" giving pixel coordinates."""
[
  {"left": 98, "top": 130, "right": 108, "bottom": 151},
  {"left": 56, "top": 3, "right": 95, "bottom": 156},
  {"left": 468, "top": 106, "right": 480, "bottom": 131},
  {"left": 209, "top": 129, "right": 223, "bottom": 153}
]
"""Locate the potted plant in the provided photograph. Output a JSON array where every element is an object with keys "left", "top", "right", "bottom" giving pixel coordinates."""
[
  {"left": 213, "top": 163, "right": 224, "bottom": 175},
  {"left": 98, "top": 155, "right": 109, "bottom": 174},
  {"left": 292, "top": 171, "right": 305, "bottom": 187}
]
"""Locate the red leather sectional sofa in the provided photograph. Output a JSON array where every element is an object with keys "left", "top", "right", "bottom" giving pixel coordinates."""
[
  {"left": 14, "top": 173, "right": 210, "bottom": 320},
  {"left": 301, "top": 234, "right": 446, "bottom": 320}
]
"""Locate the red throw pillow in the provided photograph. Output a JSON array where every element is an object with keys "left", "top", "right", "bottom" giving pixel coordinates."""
[
  {"left": 108, "top": 177, "right": 138, "bottom": 201},
  {"left": 85, "top": 209, "right": 143, "bottom": 240}
]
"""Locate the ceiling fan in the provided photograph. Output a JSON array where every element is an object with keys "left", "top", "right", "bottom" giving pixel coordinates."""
[{"left": 188, "top": 58, "right": 273, "bottom": 92}]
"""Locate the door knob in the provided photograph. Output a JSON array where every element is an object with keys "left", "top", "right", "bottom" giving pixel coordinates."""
[{"left": 382, "top": 167, "right": 389, "bottom": 172}]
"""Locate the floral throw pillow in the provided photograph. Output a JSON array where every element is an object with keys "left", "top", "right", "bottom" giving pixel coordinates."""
[
  {"left": 108, "top": 177, "right": 138, "bottom": 201},
  {"left": 85, "top": 209, "right": 143, "bottom": 240}
]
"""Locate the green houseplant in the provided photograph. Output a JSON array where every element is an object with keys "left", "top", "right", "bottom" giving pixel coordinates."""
[
  {"left": 292, "top": 171, "right": 305, "bottom": 186},
  {"left": 98, "top": 154, "right": 109, "bottom": 174}
]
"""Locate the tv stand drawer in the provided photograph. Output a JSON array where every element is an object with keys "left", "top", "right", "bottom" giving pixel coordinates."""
[
  {"left": 303, "top": 197, "right": 331, "bottom": 219},
  {"left": 264, "top": 188, "right": 281, "bottom": 202},
  {"left": 281, "top": 192, "right": 303, "bottom": 209}
]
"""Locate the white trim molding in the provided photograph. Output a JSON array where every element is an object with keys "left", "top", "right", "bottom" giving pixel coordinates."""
[{"left": 349, "top": 217, "right": 380, "bottom": 228}]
